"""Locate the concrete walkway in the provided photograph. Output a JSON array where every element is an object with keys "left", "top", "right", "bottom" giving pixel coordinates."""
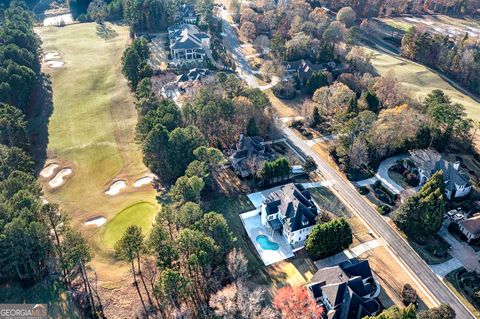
[
  {"left": 315, "top": 239, "right": 384, "bottom": 269},
  {"left": 430, "top": 258, "right": 463, "bottom": 278},
  {"left": 439, "top": 223, "right": 480, "bottom": 274},
  {"left": 374, "top": 154, "right": 408, "bottom": 195},
  {"left": 356, "top": 176, "right": 379, "bottom": 187}
]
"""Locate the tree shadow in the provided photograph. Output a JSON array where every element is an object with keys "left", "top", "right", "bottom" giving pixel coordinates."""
[
  {"left": 96, "top": 22, "right": 118, "bottom": 41},
  {"left": 27, "top": 73, "right": 53, "bottom": 174}
]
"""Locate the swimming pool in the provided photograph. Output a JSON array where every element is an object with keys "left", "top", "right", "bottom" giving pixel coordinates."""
[{"left": 256, "top": 235, "right": 280, "bottom": 250}]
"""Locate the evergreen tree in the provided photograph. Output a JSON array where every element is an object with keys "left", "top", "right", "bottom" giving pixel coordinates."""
[
  {"left": 305, "top": 218, "right": 352, "bottom": 260},
  {"left": 391, "top": 171, "right": 446, "bottom": 241}
]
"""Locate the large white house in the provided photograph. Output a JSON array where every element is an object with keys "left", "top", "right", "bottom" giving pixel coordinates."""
[
  {"left": 168, "top": 24, "right": 209, "bottom": 65},
  {"left": 410, "top": 149, "right": 471, "bottom": 199},
  {"left": 261, "top": 183, "right": 318, "bottom": 246}
]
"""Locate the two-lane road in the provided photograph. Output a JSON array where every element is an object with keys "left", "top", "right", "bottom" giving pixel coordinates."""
[
  {"left": 282, "top": 126, "right": 475, "bottom": 319},
  {"left": 219, "top": 9, "right": 475, "bottom": 318}
]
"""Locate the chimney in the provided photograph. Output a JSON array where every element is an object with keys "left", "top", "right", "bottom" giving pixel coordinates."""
[{"left": 453, "top": 161, "right": 460, "bottom": 171}]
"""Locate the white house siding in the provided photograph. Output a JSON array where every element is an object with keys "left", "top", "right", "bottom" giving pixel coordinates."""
[
  {"left": 454, "top": 184, "right": 471, "bottom": 198},
  {"left": 285, "top": 226, "right": 314, "bottom": 245}
]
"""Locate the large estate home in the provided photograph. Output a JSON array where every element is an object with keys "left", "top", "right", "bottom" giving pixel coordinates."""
[
  {"left": 410, "top": 149, "right": 471, "bottom": 199},
  {"left": 261, "top": 183, "right": 318, "bottom": 246},
  {"left": 306, "top": 260, "right": 381, "bottom": 319},
  {"left": 229, "top": 135, "right": 269, "bottom": 178},
  {"left": 168, "top": 23, "right": 209, "bottom": 65}
]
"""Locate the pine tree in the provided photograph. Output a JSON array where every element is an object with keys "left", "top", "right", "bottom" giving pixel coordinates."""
[{"left": 392, "top": 171, "right": 446, "bottom": 241}]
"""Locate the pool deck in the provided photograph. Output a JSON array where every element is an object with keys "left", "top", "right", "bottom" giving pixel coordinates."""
[{"left": 240, "top": 209, "right": 294, "bottom": 266}]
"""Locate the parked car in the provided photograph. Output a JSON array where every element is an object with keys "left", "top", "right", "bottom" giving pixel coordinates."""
[
  {"left": 452, "top": 213, "right": 464, "bottom": 222},
  {"left": 447, "top": 209, "right": 458, "bottom": 218}
]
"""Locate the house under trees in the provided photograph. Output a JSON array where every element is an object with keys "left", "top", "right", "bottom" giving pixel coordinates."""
[{"left": 410, "top": 149, "right": 471, "bottom": 199}]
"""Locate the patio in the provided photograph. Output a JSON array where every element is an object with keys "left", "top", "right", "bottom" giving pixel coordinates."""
[{"left": 239, "top": 210, "right": 294, "bottom": 266}]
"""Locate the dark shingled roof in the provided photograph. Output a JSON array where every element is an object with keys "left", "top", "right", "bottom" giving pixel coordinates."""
[
  {"left": 306, "top": 260, "right": 379, "bottom": 319},
  {"left": 409, "top": 149, "right": 470, "bottom": 192},
  {"left": 263, "top": 183, "right": 318, "bottom": 232}
]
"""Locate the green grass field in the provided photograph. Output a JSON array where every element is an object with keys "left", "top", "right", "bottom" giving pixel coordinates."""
[
  {"left": 98, "top": 201, "right": 157, "bottom": 250},
  {"left": 36, "top": 23, "right": 157, "bottom": 276},
  {"left": 369, "top": 48, "right": 480, "bottom": 122}
]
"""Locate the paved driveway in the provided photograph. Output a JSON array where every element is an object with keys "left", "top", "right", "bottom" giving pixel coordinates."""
[
  {"left": 439, "top": 223, "right": 480, "bottom": 274},
  {"left": 375, "top": 154, "right": 408, "bottom": 195}
]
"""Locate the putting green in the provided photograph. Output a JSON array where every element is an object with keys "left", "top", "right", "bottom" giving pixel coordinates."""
[{"left": 99, "top": 202, "right": 157, "bottom": 250}]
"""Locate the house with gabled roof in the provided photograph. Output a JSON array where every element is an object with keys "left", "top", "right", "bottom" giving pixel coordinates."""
[
  {"left": 458, "top": 215, "right": 480, "bottom": 242},
  {"left": 229, "top": 135, "right": 270, "bottom": 178},
  {"left": 261, "top": 183, "right": 318, "bottom": 246},
  {"left": 409, "top": 149, "right": 471, "bottom": 199},
  {"left": 306, "top": 260, "right": 381, "bottom": 319},
  {"left": 168, "top": 23, "right": 209, "bottom": 65}
]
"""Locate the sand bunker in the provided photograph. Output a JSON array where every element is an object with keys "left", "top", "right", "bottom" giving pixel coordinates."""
[
  {"left": 49, "top": 168, "right": 72, "bottom": 188},
  {"left": 105, "top": 180, "right": 126, "bottom": 196},
  {"left": 84, "top": 216, "right": 106, "bottom": 227},
  {"left": 43, "top": 13, "right": 74, "bottom": 27},
  {"left": 40, "top": 163, "right": 59, "bottom": 178},
  {"left": 133, "top": 175, "right": 154, "bottom": 188},
  {"left": 44, "top": 52, "right": 61, "bottom": 60},
  {"left": 45, "top": 61, "right": 64, "bottom": 68}
]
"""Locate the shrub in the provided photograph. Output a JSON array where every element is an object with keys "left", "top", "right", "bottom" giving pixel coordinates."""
[
  {"left": 306, "top": 218, "right": 352, "bottom": 260},
  {"left": 358, "top": 186, "right": 369, "bottom": 195},
  {"left": 401, "top": 284, "right": 418, "bottom": 306},
  {"left": 376, "top": 205, "right": 391, "bottom": 215}
]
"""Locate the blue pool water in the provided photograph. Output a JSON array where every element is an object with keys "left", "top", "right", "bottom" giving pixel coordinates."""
[{"left": 256, "top": 235, "right": 280, "bottom": 250}]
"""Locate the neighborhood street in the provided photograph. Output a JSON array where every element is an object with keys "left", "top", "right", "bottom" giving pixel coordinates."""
[
  {"left": 220, "top": 8, "right": 259, "bottom": 88},
  {"left": 281, "top": 126, "right": 475, "bottom": 319},
  {"left": 220, "top": 9, "right": 476, "bottom": 319}
]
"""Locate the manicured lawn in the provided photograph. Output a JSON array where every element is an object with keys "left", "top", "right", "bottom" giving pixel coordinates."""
[
  {"left": 36, "top": 23, "right": 157, "bottom": 281},
  {"left": 408, "top": 234, "right": 452, "bottom": 265},
  {"left": 444, "top": 268, "right": 480, "bottom": 318},
  {"left": 98, "top": 201, "right": 157, "bottom": 250},
  {"left": 36, "top": 23, "right": 157, "bottom": 223},
  {"left": 309, "top": 187, "right": 350, "bottom": 218},
  {"left": 368, "top": 48, "right": 480, "bottom": 122}
]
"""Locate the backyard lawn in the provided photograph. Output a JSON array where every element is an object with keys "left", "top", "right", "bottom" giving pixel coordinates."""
[{"left": 36, "top": 23, "right": 157, "bottom": 280}]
